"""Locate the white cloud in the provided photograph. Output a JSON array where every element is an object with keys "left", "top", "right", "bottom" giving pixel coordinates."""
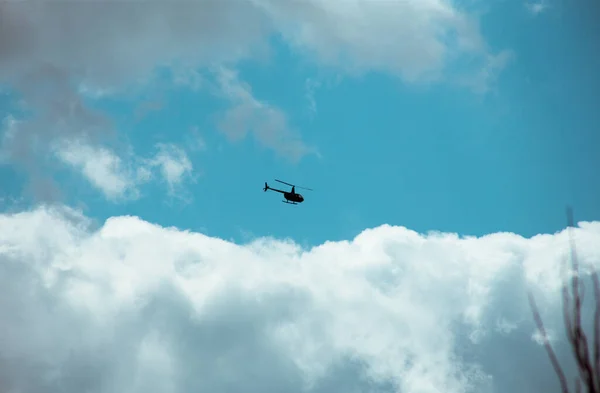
[
  {"left": 146, "top": 143, "right": 195, "bottom": 196},
  {"left": 215, "top": 67, "right": 317, "bottom": 162},
  {"left": 186, "top": 126, "right": 208, "bottom": 152},
  {"left": 54, "top": 140, "right": 195, "bottom": 202},
  {"left": 457, "top": 50, "right": 515, "bottom": 95},
  {"left": 54, "top": 139, "right": 146, "bottom": 201},
  {"left": 525, "top": 1, "right": 549, "bottom": 15},
  {"left": 1, "top": 206, "right": 599, "bottom": 393},
  {"left": 256, "top": 0, "right": 491, "bottom": 83},
  {"left": 305, "top": 78, "right": 321, "bottom": 118}
]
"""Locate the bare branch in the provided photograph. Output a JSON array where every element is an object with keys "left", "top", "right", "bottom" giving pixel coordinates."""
[
  {"left": 591, "top": 270, "right": 600, "bottom": 392},
  {"left": 530, "top": 207, "right": 600, "bottom": 393},
  {"left": 566, "top": 207, "right": 598, "bottom": 393},
  {"left": 528, "top": 290, "right": 571, "bottom": 393}
]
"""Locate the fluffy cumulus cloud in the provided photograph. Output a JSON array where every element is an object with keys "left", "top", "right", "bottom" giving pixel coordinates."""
[
  {"left": 0, "top": 0, "right": 509, "bottom": 200},
  {"left": 1, "top": 206, "right": 599, "bottom": 393}
]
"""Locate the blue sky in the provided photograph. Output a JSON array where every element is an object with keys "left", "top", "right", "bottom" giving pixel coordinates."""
[
  {"left": 2, "top": 2, "right": 600, "bottom": 393},
  {"left": 3, "top": 0, "right": 597, "bottom": 247}
]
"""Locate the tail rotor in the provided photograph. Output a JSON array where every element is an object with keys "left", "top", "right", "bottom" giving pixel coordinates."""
[{"left": 263, "top": 182, "right": 269, "bottom": 192}]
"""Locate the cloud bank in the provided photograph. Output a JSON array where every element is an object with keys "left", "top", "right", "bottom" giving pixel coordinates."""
[{"left": 1, "top": 206, "right": 599, "bottom": 393}]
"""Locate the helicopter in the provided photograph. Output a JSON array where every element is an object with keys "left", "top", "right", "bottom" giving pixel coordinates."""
[{"left": 263, "top": 179, "right": 313, "bottom": 205}]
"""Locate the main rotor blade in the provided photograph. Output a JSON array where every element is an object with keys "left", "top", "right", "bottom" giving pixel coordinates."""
[
  {"left": 274, "top": 179, "right": 313, "bottom": 191},
  {"left": 274, "top": 179, "right": 294, "bottom": 187}
]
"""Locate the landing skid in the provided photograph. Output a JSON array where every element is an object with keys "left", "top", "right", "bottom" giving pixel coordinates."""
[{"left": 282, "top": 200, "right": 298, "bottom": 205}]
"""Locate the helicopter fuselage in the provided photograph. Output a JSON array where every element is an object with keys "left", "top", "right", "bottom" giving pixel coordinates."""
[{"left": 283, "top": 192, "right": 304, "bottom": 203}]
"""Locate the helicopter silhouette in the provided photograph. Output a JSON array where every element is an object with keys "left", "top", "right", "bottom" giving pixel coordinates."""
[{"left": 263, "top": 179, "right": 313, "bottom": 205}]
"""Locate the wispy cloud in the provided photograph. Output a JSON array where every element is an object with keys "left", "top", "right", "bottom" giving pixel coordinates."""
[
  {"left": 458, "top": 50, "right": 515, "bottom": 95},
  {"left": 525, "top": 1, "right": 549, "bottom": 15},
  {"left": 54, "top": 140, "right": 148, "bottom": 202},
  {"left": 53, "top": 139, "right": 196, "bottom": 202},
  {"left": 215, "top": 67, "right": 317, "bottom": 162},
  {"left": 305, "top": 78, "right": 320, "bottom": 118},
  {"left": 145, "top": 143, "right": 195, "bottom": 197}
]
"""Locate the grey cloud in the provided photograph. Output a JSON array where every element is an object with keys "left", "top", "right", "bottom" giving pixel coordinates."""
[
  {"left": 0, "top": 0, "right": 503, "bottom": 189},
  {"left": 0, "top": 0, "right": 493, "bottom": 91},
  {"left": 215, "top": 67, "right": 316, "bottom": 162},
  {"left": 0, "top": 0, "right": 270, "bottom": 199},
  {"left": 0, "top": 1, "right": 270, "bottom": 89}
]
